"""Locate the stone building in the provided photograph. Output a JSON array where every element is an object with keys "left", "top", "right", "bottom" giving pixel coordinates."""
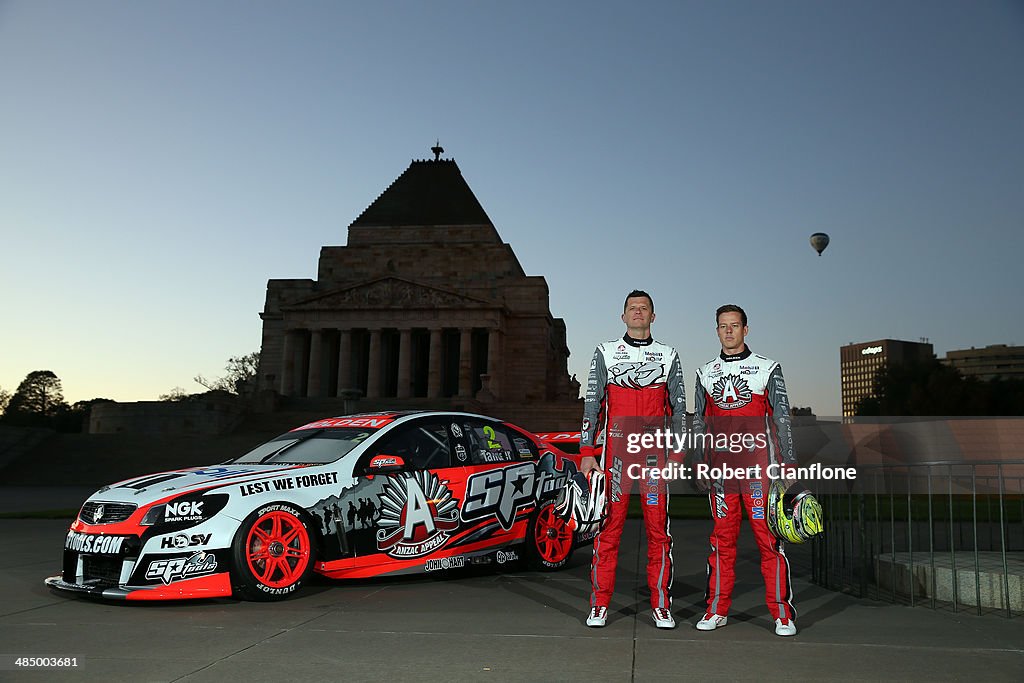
[{"left": 257, "top": 150, "right": 581, "bottom": 429}]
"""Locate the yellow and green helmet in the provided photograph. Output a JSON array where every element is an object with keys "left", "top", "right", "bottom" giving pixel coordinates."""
[{"left": 767, "top": 479, "right": 824, "bottom": 544}]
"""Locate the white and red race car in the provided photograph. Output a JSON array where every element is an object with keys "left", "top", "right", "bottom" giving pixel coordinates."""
[{"left": 46, "top": 412, "right": 590, "bottom": 601}]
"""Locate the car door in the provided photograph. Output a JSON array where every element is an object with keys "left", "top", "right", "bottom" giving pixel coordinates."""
[
  {"left": 456, "top": 418, "right": 542, "bottom": 550},
  {"left": 350, "top": 417, "right": 468, "bottom": 568}
]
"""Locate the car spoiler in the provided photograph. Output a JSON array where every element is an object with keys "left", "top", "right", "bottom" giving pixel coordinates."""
[{"left": 534, "top": 431, "right": 581, "bottom": 443}]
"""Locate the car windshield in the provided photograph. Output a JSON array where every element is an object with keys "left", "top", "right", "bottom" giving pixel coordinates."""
[{"left": 231, "top": 428, "right": 377, "bottom": 465}]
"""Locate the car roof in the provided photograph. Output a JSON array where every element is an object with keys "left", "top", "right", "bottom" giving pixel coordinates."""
[{"left": 289, "top": 410, "right": 509, "bottom": 432}]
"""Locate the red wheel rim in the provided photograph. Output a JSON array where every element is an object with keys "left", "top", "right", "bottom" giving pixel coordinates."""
[
  {"left": 245, "top": 510, "right": 311, "bottom": 588},
  {"left": 534, "top": 504, "right": 572, "bottom": 563}
]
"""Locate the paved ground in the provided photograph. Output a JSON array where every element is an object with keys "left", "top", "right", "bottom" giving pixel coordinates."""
[
  {"left": 1, "top": 489, "right": 1022, "bottom": 682},
  {"left": 0, "top": 487, "right": 96, "bottom": 515}
]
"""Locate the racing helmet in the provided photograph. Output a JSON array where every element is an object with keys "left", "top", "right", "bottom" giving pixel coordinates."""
[
  {"left": 767, "top": 478, "right": 824, "bottom": 544},
  {"left": 554, "top": 470, "right": 607, "bottom": 532}
]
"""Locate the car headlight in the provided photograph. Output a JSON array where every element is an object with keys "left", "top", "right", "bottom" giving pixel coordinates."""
[{"left": 141, "top": 504, "right": 166, "bottom": 526}]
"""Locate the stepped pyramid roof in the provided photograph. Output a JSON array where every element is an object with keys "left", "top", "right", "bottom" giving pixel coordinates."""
[{"left": 351, "top": 157, "right": 493, "bottom": 228}]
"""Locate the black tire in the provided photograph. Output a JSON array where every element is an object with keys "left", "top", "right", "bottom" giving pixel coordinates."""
[
  {"left": 524, "top": 500, "right": 575, "bottom": 571},
  {"left": 231, "top": 502, "right": 316, "bottom": 601}
]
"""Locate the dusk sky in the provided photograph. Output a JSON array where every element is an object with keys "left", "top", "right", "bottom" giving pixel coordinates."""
[{"left": 2, "top": 1, "right": 1022, "bottom": 417}]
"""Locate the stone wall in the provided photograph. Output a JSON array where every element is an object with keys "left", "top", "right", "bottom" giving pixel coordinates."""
[{"left": 89, "top": 397, "right": 245, "bottom": 436}]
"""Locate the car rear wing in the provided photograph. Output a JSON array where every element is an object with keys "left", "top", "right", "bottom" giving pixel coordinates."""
[{"left": 534, "top": 431, "right": 582, "bottom": 454}]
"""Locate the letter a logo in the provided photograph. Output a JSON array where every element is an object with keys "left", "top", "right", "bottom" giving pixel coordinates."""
[
  {"left": 712, "top": 374, "right": 752, "bottom": 409},
  {"left": 403, "top": 478, "right": 437, "bottom": 539}
]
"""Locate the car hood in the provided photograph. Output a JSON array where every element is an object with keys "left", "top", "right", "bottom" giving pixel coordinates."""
[{"left": 90, "top": 463, "right": 308, "bottom": 504}]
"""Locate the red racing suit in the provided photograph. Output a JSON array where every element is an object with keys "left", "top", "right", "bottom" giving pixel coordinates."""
[
  {"left": 581, "top": 334, "right": 685, "bottom": 610},
  {"left": 692, "top": 345, "right": 796, "bottom": 621}
]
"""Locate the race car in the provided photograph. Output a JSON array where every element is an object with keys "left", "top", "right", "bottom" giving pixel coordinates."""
[{"left": 45, "top": 411, "right": 593, "bottom": 601}]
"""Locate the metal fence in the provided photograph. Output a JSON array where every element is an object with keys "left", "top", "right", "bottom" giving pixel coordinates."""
[{"left": 811, "top": 460, "right": 1024, "bottom": 617}]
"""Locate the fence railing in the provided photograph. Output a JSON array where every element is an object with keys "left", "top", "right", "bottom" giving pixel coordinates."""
[{"left": 811, "top": 460, "right": 1024, "bottom": 617}]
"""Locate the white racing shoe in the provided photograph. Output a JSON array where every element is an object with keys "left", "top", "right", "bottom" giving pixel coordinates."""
[
  {"left": 652, "top": 608, "right": 676, "bottom": 629},
  {"left": 586, "top": 606, "right": 608, "bottom": 628},
  {"left": 775, "top": 618, "right": 797, "bottom": 636},
  {"left": 695, "top": 613, "right": 728, "bottom": 631}
]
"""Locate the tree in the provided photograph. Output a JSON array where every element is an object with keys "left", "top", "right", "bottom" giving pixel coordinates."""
[
  {"left": 0, "top": 386, "right": 10, "bottom": 415},
  {"left": 2, "top": 370, "right": 71, "bottom": 428},
  {"left": 194, "top": 352, "right": 260, "bottom": 395},
  {"left": 856, "top": 360, "right": 1024, "bottom": 416},
  {"left": 158, "top": 386, "right": 191, "bottom": 402},
  {"left": 50, "top": 397, "right": 115, "bottom": 433}
]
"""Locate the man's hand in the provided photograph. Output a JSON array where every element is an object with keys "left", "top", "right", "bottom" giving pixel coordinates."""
[
  {"left": 580, "top": 455, "right": 600, "bottom": 476},
  {"left": 689, "top": 454, "right": 710, "bottom": 493}
]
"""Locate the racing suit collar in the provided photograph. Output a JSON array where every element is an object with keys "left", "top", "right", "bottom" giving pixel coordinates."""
[
  {"left": 622, "top": 332, "right": 654, "bottom": 347},
  {"left": 720, "top": 345, "right": 752, "bottom": 362}
]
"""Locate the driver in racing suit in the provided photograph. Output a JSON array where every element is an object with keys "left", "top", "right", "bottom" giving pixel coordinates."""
[
  {"left": 580, "top": 290, "right": 685, "bottom": 630},
  {"left": 691, "top": 304, "right": 798, "bottom": 636}
]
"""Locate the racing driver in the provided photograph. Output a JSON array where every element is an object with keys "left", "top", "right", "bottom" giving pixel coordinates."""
[
  {"left": 580, "top": 289, "right": 685, "bottom": 629},
  {"left": 692, "top": 304, "right": 799, "bottom": 636}
]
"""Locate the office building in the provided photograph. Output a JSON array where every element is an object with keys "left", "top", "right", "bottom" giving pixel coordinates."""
[
  {"left": 943, "top": 344, "right": 1024, "bottom": 381},
  {"left": 840, "top": 339, "right": 934, "bottom": 417}
]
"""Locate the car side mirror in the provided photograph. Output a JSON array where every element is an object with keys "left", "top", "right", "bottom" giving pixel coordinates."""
[{"left": 363, "top": 454, "right": 406, "bottom": 475}]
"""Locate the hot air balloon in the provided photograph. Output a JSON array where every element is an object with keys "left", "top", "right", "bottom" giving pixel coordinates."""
[{"left": 810, "top": 232, "right": 830, "bottom": 256}]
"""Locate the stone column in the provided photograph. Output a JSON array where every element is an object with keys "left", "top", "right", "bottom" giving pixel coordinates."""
[
  {"left": 397, "top": 327, "right": 412, "bottom": 399},
  {"left": 307, "top": 328, "right": 324, "bottom": 398},
  {"left": 366, "top": 328, "right": 382, "bottom": 399},
  {"left": 281, "top": 330, "right": 296, "bottom": 396},
  {"left": 427, "top": 328, "right": 443, "bottom": 398},
  {"left": 336, "top": 329, "right": 351, "bottom": 395},
  {"left": 487, "top": 327, "right": 503, "bottom": 399},
  {"left": 458, "top": 327, "right": 473, "bottom": 398}
]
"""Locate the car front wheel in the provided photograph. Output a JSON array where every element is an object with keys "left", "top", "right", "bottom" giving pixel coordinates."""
[{"left": 231, "top": 502, "right": 315, "bottom": 600}]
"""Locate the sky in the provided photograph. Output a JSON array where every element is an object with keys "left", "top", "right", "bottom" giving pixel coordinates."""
[{"left": 1, "top": 0, "right": 1022, "bottom": 417}]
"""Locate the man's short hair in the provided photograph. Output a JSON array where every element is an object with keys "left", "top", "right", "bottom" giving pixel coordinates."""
[
  {"left": 624, "top": 289, "right": 655, "bottom": 313},
  {"left": 716, "top": 304, "right": 747, "bottom": 326}
]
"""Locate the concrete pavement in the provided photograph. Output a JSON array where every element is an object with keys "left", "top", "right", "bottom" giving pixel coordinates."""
[
  {"left": 1, "top": 499, "right": 1021, "bottom": 682},
  {"left": 0, "top": 487, "right": 95, "bottom": 515}
]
